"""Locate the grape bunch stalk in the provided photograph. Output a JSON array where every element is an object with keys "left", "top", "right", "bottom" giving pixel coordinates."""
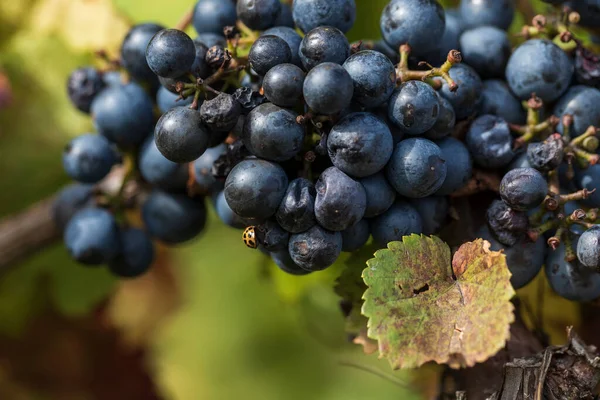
[{"left": 57, "top": 0, "right": 600, "bottom": 305}]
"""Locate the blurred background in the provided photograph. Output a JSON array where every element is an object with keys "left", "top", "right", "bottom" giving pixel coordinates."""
[{"left": 0, "top": 0, "right": 580, "bottom": 399}]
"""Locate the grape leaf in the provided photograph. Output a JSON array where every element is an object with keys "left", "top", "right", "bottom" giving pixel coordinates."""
[{"left": 362, "top": 235, "right": 515, "bottom": 369}]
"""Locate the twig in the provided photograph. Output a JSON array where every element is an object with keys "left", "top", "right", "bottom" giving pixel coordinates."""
[{"left": 175, "top": 7, "right": 194, "bottom": 31}]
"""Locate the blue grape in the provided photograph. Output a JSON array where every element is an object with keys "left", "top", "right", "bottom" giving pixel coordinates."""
[
  {"left": 146, "top": 29, "right": 196, "bottom": 79},
  {"left": 63, "top": 134, "right": 119, "bottom": 184},
  {"left": 409, "top": 196, "right": 448, "bottom": 235},
  {"left": 154, "top": 106, "right": 210, "bottom": 163},
  {"left": 466, "top": 115, "right": 515, "bottom": 168},
  {"left": 224, "top": 159, "right": 289, "bottom": 219},
  {"left": 193, "top": 143, "right": 227, "bottom": 193},
  {"left": 359, "top": 172, "right": 396, "bottom": 218},
  {"left": 434, "top": 63, "right": 483, "bottom": 120},
  {"left": 480, "top": 79, "right": 526, "bottom": 125},
  {"left": 139, "top": 136, "right": 188, "bottom": 190},
  {"left": 120, "top": 23, "right": 165, "bottom": 82},
  {"left": 276, "top": 178, "right": 317, "bottom": 234},
  {"left": 142, "top": 190, "right": 207, "bottom": 244},
  {"left": 102, "top": 71, "right": 123, "bottom": 87},
  {"left": 67, "top": 67, "right": 105, "bottom": 113},
  {"left": 315, "top": 167, "right": 367, "bottom": 231},
  {"left": 527, "top": 135, "right": 564, "bottom": 173},
  {"left": 233, "top": 86, "right": 266, "bottom": 113},
  {"left": 341, "top": 219, "right": 370, "bottom": 252},
  {"left": 576, "top": 165, "right": 600, "bottom": 208},
  {"left": 237, "top": 0, "right": 282, "bottom": 31},
  {"left": 64, "top": 208, "right": 120, "bottom": 265},
  {"left": 546, "top": 241, "right": 600, "bottom": 302},
  {"left": 506, "top": 39, "right": 574, "bottom": 103},
  {"left": 156, "top": 85, "right": 194, "bottom": 113},
  {"left": 263, "top": 27, "right": 303, "bottom": 67},
  {"left": 242, "top": 103, "right": 304, "bottom": 162},
  {"left": 388, "top": 81, "right": 440, "bottom": 135},
  {"left": 190, "top": 41, "right": 211, "bottom": 79},
  {"left": 303, "top": 62, "right": 353, "bottom": 115},
  {"left": 288, "top": 225, "right": 343, "bottom": 271},
  {"left": 200, "top": 93, "right": 241, "bottom": 134},
  {"left": 577, "top": 225, "right": 600, "bottom": 269},
  {"left": 508, "top": 151, "right": 532, "bottom": 171},
  {"left": 386, "top": 138, "right": 447, "bottom": 198},
  {"left": 262, "top": 63, "right": 305, "bottom": 107},
  {"left": 554, "top": 85, "right": 600, "bottom": 138},
  {"left": 478, "top": 225, "right": 545, "bottom": 289},
  {"left": 380, "top": 0, "right": 445, "bottom": 56},
  {"left": 271, "top": 249, "right": 312, "bottom": 275},
  {"left": 292, "top": 0, "right": 356, "bottom": 34},
  {"left": 486, "top": 199, "right": 529, "bottom": 247},
  {"left": 459, "top": 0, "right": 514, "bottom": 30},
  {"left": 91, "top": 82, "right": 154, "bottom": 148},
  {"left": 195, "top": 33, "right": 226, "bottom": 49},
  {"left": 459, "top": 26, "right": 510, "bottom": 79},
  {"left": 248, "top": 35, "right": 292, "bottom": 76},
  {"left": 299, "top": 26, "right": 350, "bottom": 71},
  {"left": 192, "top": 0, "right": 237, "bottom": 35},
  {"left": 435, "top": 137, "right": 473, "bottom": 195},
  {"left": 52, "top": 184, "right": 95, "bottom": 231},
  {"left": 500, "top": 168, "right": 548, "bottom": 211},
  {"left": 423, "top": 10, "right": 463, "bottom": 65},
  {"left": 109, "top": 228, "right": 155, "bottom": 278},
  {"left": 343, "top": 50, "right": 396, "bottom": 108},
  {"left": 259, "top": 220, "right": 290, "bottom": 252},
  {"left": 423, "top": 95, "right": 455, "bottom": 140},
  {"left": 327, "top": 112, "right": 394, "bottom": 178},
  {"left": 370, "top": 201, "right": 423, "bottom": 246},
  {"left": 215, "top": 190, "right": 247, "bottom": 229},
  {"left": 274, "top": 3, "right": 294, "bottom": 27}
]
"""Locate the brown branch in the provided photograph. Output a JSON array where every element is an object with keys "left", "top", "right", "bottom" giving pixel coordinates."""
[
  {"left": 0, "top": 196, "right": 60, "bottom": 271},
  {"left": 175, "top": 7, "right": 194, "bottom": 31}
]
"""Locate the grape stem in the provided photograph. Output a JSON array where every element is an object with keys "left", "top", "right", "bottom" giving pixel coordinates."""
[
  {"left": 510, "top": 94, "right": 559, "bottom": 149},
  {"left": 175, "top": 7, "right": 194, "bottom": 31},
  {"left": 396, "top": 44, "right": 461, "bottom": 92}
]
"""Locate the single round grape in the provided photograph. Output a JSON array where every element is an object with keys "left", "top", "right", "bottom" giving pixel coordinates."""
[
  {"left": 276, "top": 178, "right": 317, "bottom": 234},
  {"left": 215, "top": 191, "right": 247, "bottom": 229},
  {"left": 577, "top": 225, "right": 600, "bottom": 269},
  {"left": 341, "top": 219, "right": 370, "bottom": 252},
  {"left": 146, "top": 29, "right": 196, "bottom": 79},
  {"left": 156, "top": 85, "right": 194, "bottom": 113},
  {"left": 275, "top": 3, "right": 295, "bottom": 27},
  {"left": 459, "top": 26, "right": 510, "bottom": 79},
  {"left": 343, "top": 50, "right": 396, "bottom": 109},
  {"left": 423, "top": 95, "right": 456, "bottom": 140},
  {"left": 248, "top": 35, "right": 292, "bottom": 76},
  {"left": 303, "top": 62, "right": 354, "bottom": 115},
  {"left": 500, "top": 168, "right": 548, "bottom": 211},
  {"left": 409, "top": 196, "right": 448, "bottom": 236},
  {"left": 388, "top": 81, "right": 440, "bottom": 135},
  {"left": 62, "top": 134, "right": 119, "bottom": 184},
  {"left": 380, "top": 0, "right": 445, "bottom": 56},
  {"left": 508, "top": 151, "right": 533, "bottom": 171},
  {"left": 195, "top": 33, "right": 226, "bottom": 49},
  {"left": 154, "top": 106, "right": 210, "bottom": 163},
  {"left": 459, "top": 0, "right": 514, "bottom": 30},
  {"left": 422, "top": 10, "right": 463, "bottom": 65},
  {"left": 288, "top": 226, "right": 343, "bottom": 271},
  {"left": 64, "top": 208, "right": 120, "bottom": 265},
  {"left": 242, "top": 103, "right": 304, "bottom": 162},
  {"left": 435, "top": 137, "right": 473, "bottom": 195},
  {"left": 258, "top": 220, "right": 290, "bottom": 252},
  {"left": 386, "top": 138, "right": 447, "bottom": 198},
  {"left": 576, "top": 165, "right": 600, "bottom": 208},
  {"left": 193, "top": 143, "right": 227, "bottom": 193},
  {"left": 263, "top": 27, "right": 303, "bottom": 67},
  {"left": 466, "top": 115, "right": 515, "bottom": 168},
  {"left": 434, "top": 63, "right": 483, "bottom": 120},
  {"left": 315, "top": 167, "right": 367, "bottom": 231},
  {"left": 224, "top": 159, "right": 289, "bottom": 219},
  {"left": 190, "top": 41, "right": 211, "bottom": 79},
  {"left": 486, "top": 199, "right": 529, "bottom": 247},
  {"left": 359, "top": 172, "right": 396, "bottom": 218},
  {"left": 299, "top": 26, "right": 350, "bottom": 71},
  {"left": 200, "top": 93, "right": 242, "bottom": 134},
  {"left": 327, "top": 112, "right": 394, "bottom": 178},
  {"left": 271, "top": 249, "right": 312, "bottom": 275},
  {"left": 52, "top": 184, "right": 95, "bottom": 232},
  {"left": 371, "top": 201, "right": 423, "bottom": 247},
  {"left": 91, "top": 82, "right": 155, "bottom": 148},
  {"left": 545, "top": 242, "right": 600, "bottom": 302},
  {"left": 139, "top": 136, "right": 188, "bottom": 190},
  {"left": 554, "top": 85, "right": 600, "bottom": 138},
  {"left": 262, "top": 63, "right": 305, "bottom": 107},
  {"left": 506, "top": 39, "right": 574, "bottom": 103},
  {"left": 192, "top": 0, "right": 237, "bottom": 35},
  {"left": 142, "top": 190, "right": 207, "bottom": 244},
  {"left": 480, "top": 80, "right": 526, "bottom": 125},
  {"left": 109, "top": 228, "right": 155, "bottom": 278},
  {"left": 292, "top": 0, "right": 356, "bottom": 34},
  {"left": 120, "top": 23, "right": 165, "bottom": 82},
  {"left": 67, "top": 67, "right": 105, "bottom": 113},
  {"left": 237, "top": 0, "right": 282, "bottom": 31}
]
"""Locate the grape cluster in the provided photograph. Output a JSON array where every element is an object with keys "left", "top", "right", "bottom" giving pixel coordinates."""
[{"left": 57, "top": 0, "right": 600, "bottom": 300}]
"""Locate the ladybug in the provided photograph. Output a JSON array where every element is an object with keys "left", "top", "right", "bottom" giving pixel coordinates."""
[{"left": 242, "top": 226, "right": 258, "bottom": 249}]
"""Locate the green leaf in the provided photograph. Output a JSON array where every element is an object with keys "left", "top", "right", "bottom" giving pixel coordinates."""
[
  {"left": 334, "top": 243, "right": 378, "bottom": 306},
  {"left": 362, "top": 235, "right": 515, "bottom": 369}
]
